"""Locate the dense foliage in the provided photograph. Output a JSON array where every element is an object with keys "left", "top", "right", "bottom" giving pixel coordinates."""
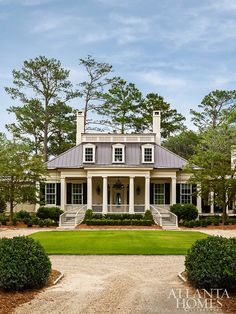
[
  {"left": 185, "top": 236, "right": 236, "bottom": 289},
  {"left": 83, "top": 209, "right": 154, "bottom": 225},
  {"left": 0, "top": 236, "right": 51, "bottom": 291},
  {"left": 36, "top": 206, "right": 63, "bottom": 222},
  {"left": 170, "top": 204, "right": 198, "bottom": 222}
]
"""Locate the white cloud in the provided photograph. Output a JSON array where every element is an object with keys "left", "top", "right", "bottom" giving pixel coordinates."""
[{"left": 138, "top": 70, "right": 187, "bottom": 89}]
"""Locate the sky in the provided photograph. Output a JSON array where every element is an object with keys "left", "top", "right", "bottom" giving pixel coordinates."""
[{"left": 1, "top": 0, "right": 236, "bottom": 133}]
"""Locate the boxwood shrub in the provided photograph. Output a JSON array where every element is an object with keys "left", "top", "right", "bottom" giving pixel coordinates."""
[
  {"left": 0, "top": 236, "right": 51, "bottom": 291},
  {"left": 36, "top": 206, "right": 63, "bottom": 222},
  {"left": 185, "top": 236, "right": 236, "bottom": 289},
  {"left": 170, "top": 204, "right": 198, "bottom": 222},
  {"left": 86, "top": 219, "right": 153, "bottom": 226}
]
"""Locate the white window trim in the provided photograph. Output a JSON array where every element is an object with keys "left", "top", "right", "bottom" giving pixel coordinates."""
[
  {"left": 45, "top": 182, "right": 57, "bottom": 206},
  {"left": 180, "top": 183, "right": 193, "bottom": 204},
  {"left": 112, "top": 143, "right": 125, "bottom": 163},
  {"left": 154, "top": 183, "right": 165, "bottom": 205},
  {"left": 142, "top": 144, "right": 154, "bottom": 163},
  {"left": 83, "top": 143, "right": 96, "bottom": 163}
]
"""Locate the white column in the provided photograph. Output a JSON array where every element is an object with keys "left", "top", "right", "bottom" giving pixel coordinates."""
[
  {"left": 102, "top": 176, "right": 108, "bottom": 214},
  {"left": 35, "top": 181, "right": 40, "bottom": 212},
  {"left": 226, "top": 194, "right": 229, "bottom": 214},
  {"left": 171, "top": 177, "right": 177, "bottom": 205},
  {"left": 145, "top": 176, "right": 150, "bottom": 211},
  {"left": 60, "top": 177, "right": 66, "bottom": 212},
  {"left": 129, "top": 176, "right": 134, "bottom": 213},
  {"left": 87, "top": 176, "right": 92, "bottom": 209},
  {"left": 197, "top": 184, "right": 202, "bottom": 214},
  {"left": 210, "top": 192, "right": 214, "bottom": 214}
]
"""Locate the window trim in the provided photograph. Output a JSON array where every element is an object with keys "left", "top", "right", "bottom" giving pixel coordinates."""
[
  {"left": 180, "top": 183, "right": 193, "bottom": 204},
  {"left": 153, "top": 183, "right": 165, "bottom": 205},
  {"left": 71, "top": 183, "right": 83, "bottom": 205},
  {"left": 142, "top": 144, "right": 154, "bottom": 163},
  {"left": 45, "top": 182, "right": 56, "bottom": 205},
  {"left": 112, "top": 143, "right": 125, "bottom": 163},
  {"left": 83, "top": 143, "right": 96, "bottom": 163}
]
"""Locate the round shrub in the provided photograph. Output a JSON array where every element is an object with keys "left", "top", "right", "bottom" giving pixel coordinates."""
[
  {"left": 0, "top": 236, "right": 51, "bottom": 291},
  {"left": 15, "top": 210, "right": 31, "bottom": 221},
  {"left": 171, "top": 204, "right": 198, "bottom": 222},
  {"left": 185, "top": 236, "right": 236, "bottom": 289},
  {"left": 36, "top": 206, "right": 63, "bottom": 222}
]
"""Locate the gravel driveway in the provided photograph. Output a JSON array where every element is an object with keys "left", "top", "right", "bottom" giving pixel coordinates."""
[{"left": 14, "top": 255, "right": 223, "bottom": 314}]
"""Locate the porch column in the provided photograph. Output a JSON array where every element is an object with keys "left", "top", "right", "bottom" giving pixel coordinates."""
[
  {"left": 102, "top": 176, "right": 108, "bottom": 214},
  {"left": 145, "top": 176, "right": 150, "bottom": 210},
  {"left": 129, "top": 176, "right": 134, "bottom": 213},
  {"left": 210, "top": 192, "right": 214, "bottom": 214},
  {"left": 35, "top": 181, "right": 40, "bottom": 212},
  {"left": 60, "top": 177, "right": 66, "bottom": 212},
  {"left": 197, "top": 184, "right": 202, "bottom": 214},
  {"left": 171, "top": 176, "right": 177, "bottom": 205},
  {"left": 87, "top": 176, "right": 92, "bottom": 209},
  {"left": 226, "top": 194, "right": 229, "bottom": 214}
]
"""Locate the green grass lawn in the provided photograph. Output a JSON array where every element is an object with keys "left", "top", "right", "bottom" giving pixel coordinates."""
[{"left": 30, "top": 230, "right": 207, "bottom": 255}]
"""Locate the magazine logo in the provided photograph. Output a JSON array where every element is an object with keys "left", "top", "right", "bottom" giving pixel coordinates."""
[{"left": 168, "top": 288, "right": 229, "bottom": 312}]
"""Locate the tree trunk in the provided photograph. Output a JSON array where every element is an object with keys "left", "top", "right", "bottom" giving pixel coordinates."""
[
  {"left": 43, "top": 121, "right": 48, "bottom": 162},
  {"left": 9, "top": 200, "right": 14, "bottom": 223},
  {"left": 222, "top": 203, "right": 227, "bottom": 223}
]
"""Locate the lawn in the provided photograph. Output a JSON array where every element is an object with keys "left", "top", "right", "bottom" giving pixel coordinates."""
[{"left": 30, "top": 230, "right": 207, "bottom": 255}]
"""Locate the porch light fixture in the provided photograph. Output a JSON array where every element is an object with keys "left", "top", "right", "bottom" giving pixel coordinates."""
[
  {"left": 136, "top": 186, "right": 141, "bottom": 195},
  {"left": 96, "top": 186, "right": 101, "bottom": 195},
  {"left": 112, "top": 179, "right": 124, "bottom": 190}
]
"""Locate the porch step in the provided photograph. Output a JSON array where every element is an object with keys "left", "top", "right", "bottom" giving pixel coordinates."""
[{"left": 59, "top": 206, "right": 86, "bottom": 228}]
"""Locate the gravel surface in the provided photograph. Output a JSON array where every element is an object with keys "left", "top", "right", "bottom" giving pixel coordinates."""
[
  {"left": 14, "top": 255, "right": 223, "bottom": 314},
  {"left": 0, "top": 228, "right": 54, "bottom": 238}
]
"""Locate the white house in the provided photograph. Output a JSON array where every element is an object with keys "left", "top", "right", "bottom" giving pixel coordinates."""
[{"left": 40, "top": 111, "right": 203, "bottom": 227}]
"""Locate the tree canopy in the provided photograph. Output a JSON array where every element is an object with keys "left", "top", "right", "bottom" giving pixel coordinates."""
[
  {"left": 5, "top": 56, "right": 78, "bottom": 161},
  {"left": 0, "top": 139, "right": 46, "bottom": 221},
  {"left": 190, "top": 89, "right": 236, "bottom": 130},
  {"left": 186, "top": 125, "right": 236, "bottom": 219}
]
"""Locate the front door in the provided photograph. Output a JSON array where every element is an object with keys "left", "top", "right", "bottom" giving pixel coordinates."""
[{"left": 115, "top": 192, "right": 122, "bottom": 206}]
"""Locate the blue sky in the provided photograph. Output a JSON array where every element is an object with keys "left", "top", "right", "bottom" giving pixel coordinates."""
[{"left": 1, "top": 0, "right": 236, "bottom": 132}]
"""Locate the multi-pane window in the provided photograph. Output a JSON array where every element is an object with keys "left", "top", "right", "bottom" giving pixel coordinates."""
[
  {"left": 180, "top": 184, "right": 192, "bottom": 204},
  {"left": 114, "top": 147, "right": 123, "bottom": 162},
  {"left": 154, "top": 184, "right": 165, "bottom": 204},
  {"left": 85, "top": 147, "right": 94, "bottom": 162},
  {"left": 72, "top": 183, "right": 83, "bottom": 204},
  {"left": 112, "top": 144, "right": 125, "bottom": 163},
  {"left": 46, "top": 183, "right": 56, "bottom": 205},
  {"left": 144, "top": 148, "right": 153, "bottom": 162}
]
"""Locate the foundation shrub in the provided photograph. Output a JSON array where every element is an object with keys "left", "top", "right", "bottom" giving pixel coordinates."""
[{"left": 185, "top": 236, "right": 236, "bottom": 289}]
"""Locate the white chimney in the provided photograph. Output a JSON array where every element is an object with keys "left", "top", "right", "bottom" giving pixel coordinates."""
[
  {"left": 153, "top": 111, "right": 161, "bottom": 145},
  {"left": 76, "top": 110, "right": 85, "bottom": 145}
]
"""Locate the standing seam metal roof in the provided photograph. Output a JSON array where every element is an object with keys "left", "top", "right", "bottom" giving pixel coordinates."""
[{"left": 47, "top": 142, "right": 187, "bottom": 169}]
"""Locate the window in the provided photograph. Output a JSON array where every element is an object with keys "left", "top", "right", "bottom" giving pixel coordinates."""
[
  {"left": 72, "top": 183, "right": 83, "bottom": 204},
  {"left": 83, "top": 144, "right": 95, "bottom": 163},
  {"left": 154, "top": 184, "right": 165, "bottom": 204},
  {"left": 142, "top": 144, "right": 154, "bottom": 163},
  {"left": 112, "top": 144, "right": 125, "bottom": 163},
  {"left": 45, "top": 183, "right": 56, "bottom": 205},
  {"left": 180, "top": 183, "right": 192, "bottom": 204}
]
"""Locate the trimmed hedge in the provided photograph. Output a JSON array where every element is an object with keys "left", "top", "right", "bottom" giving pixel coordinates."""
[
  {"left": 170, "top": 204, "right": 198, "bottom": 222},
  {"left": 185, "top": 236, "right": 236, "bottom": 289},
  {"left": 36, "top": 206, "right": 63, "bottom": 222},
  {"left": 0, "top": 236, "right": 51, "bottom": 291},
  {"left": 86, "top": 219, "right": 153, "bottom": 226},
  {"left": 83, "top": 209, "right": 155, "bottom": 226}
]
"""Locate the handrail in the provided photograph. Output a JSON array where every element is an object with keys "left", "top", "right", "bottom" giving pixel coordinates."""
[
  {"left": 74, "top": 205, "right": 87, "bottom": 227},
  {"left": 150, "top": 205, "right": 163, "bottom": 226}
]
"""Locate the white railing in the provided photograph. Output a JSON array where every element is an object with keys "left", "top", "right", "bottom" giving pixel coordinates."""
[
  {"left": 150, "top": 205, "right": 163, "bottom": 226},
  {"left": 150, "top": 205, "right": 178, "bottom": 227},
  {"left": 59, "top": 205, "right": 86, "bottom": 227},
  {"left": 74, "top": 205, "right": 87, "bottom": 227}
]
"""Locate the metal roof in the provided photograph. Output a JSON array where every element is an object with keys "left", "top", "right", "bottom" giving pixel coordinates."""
[{"left": 47, "top": 142, "right": 187, "bottom": 170}]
